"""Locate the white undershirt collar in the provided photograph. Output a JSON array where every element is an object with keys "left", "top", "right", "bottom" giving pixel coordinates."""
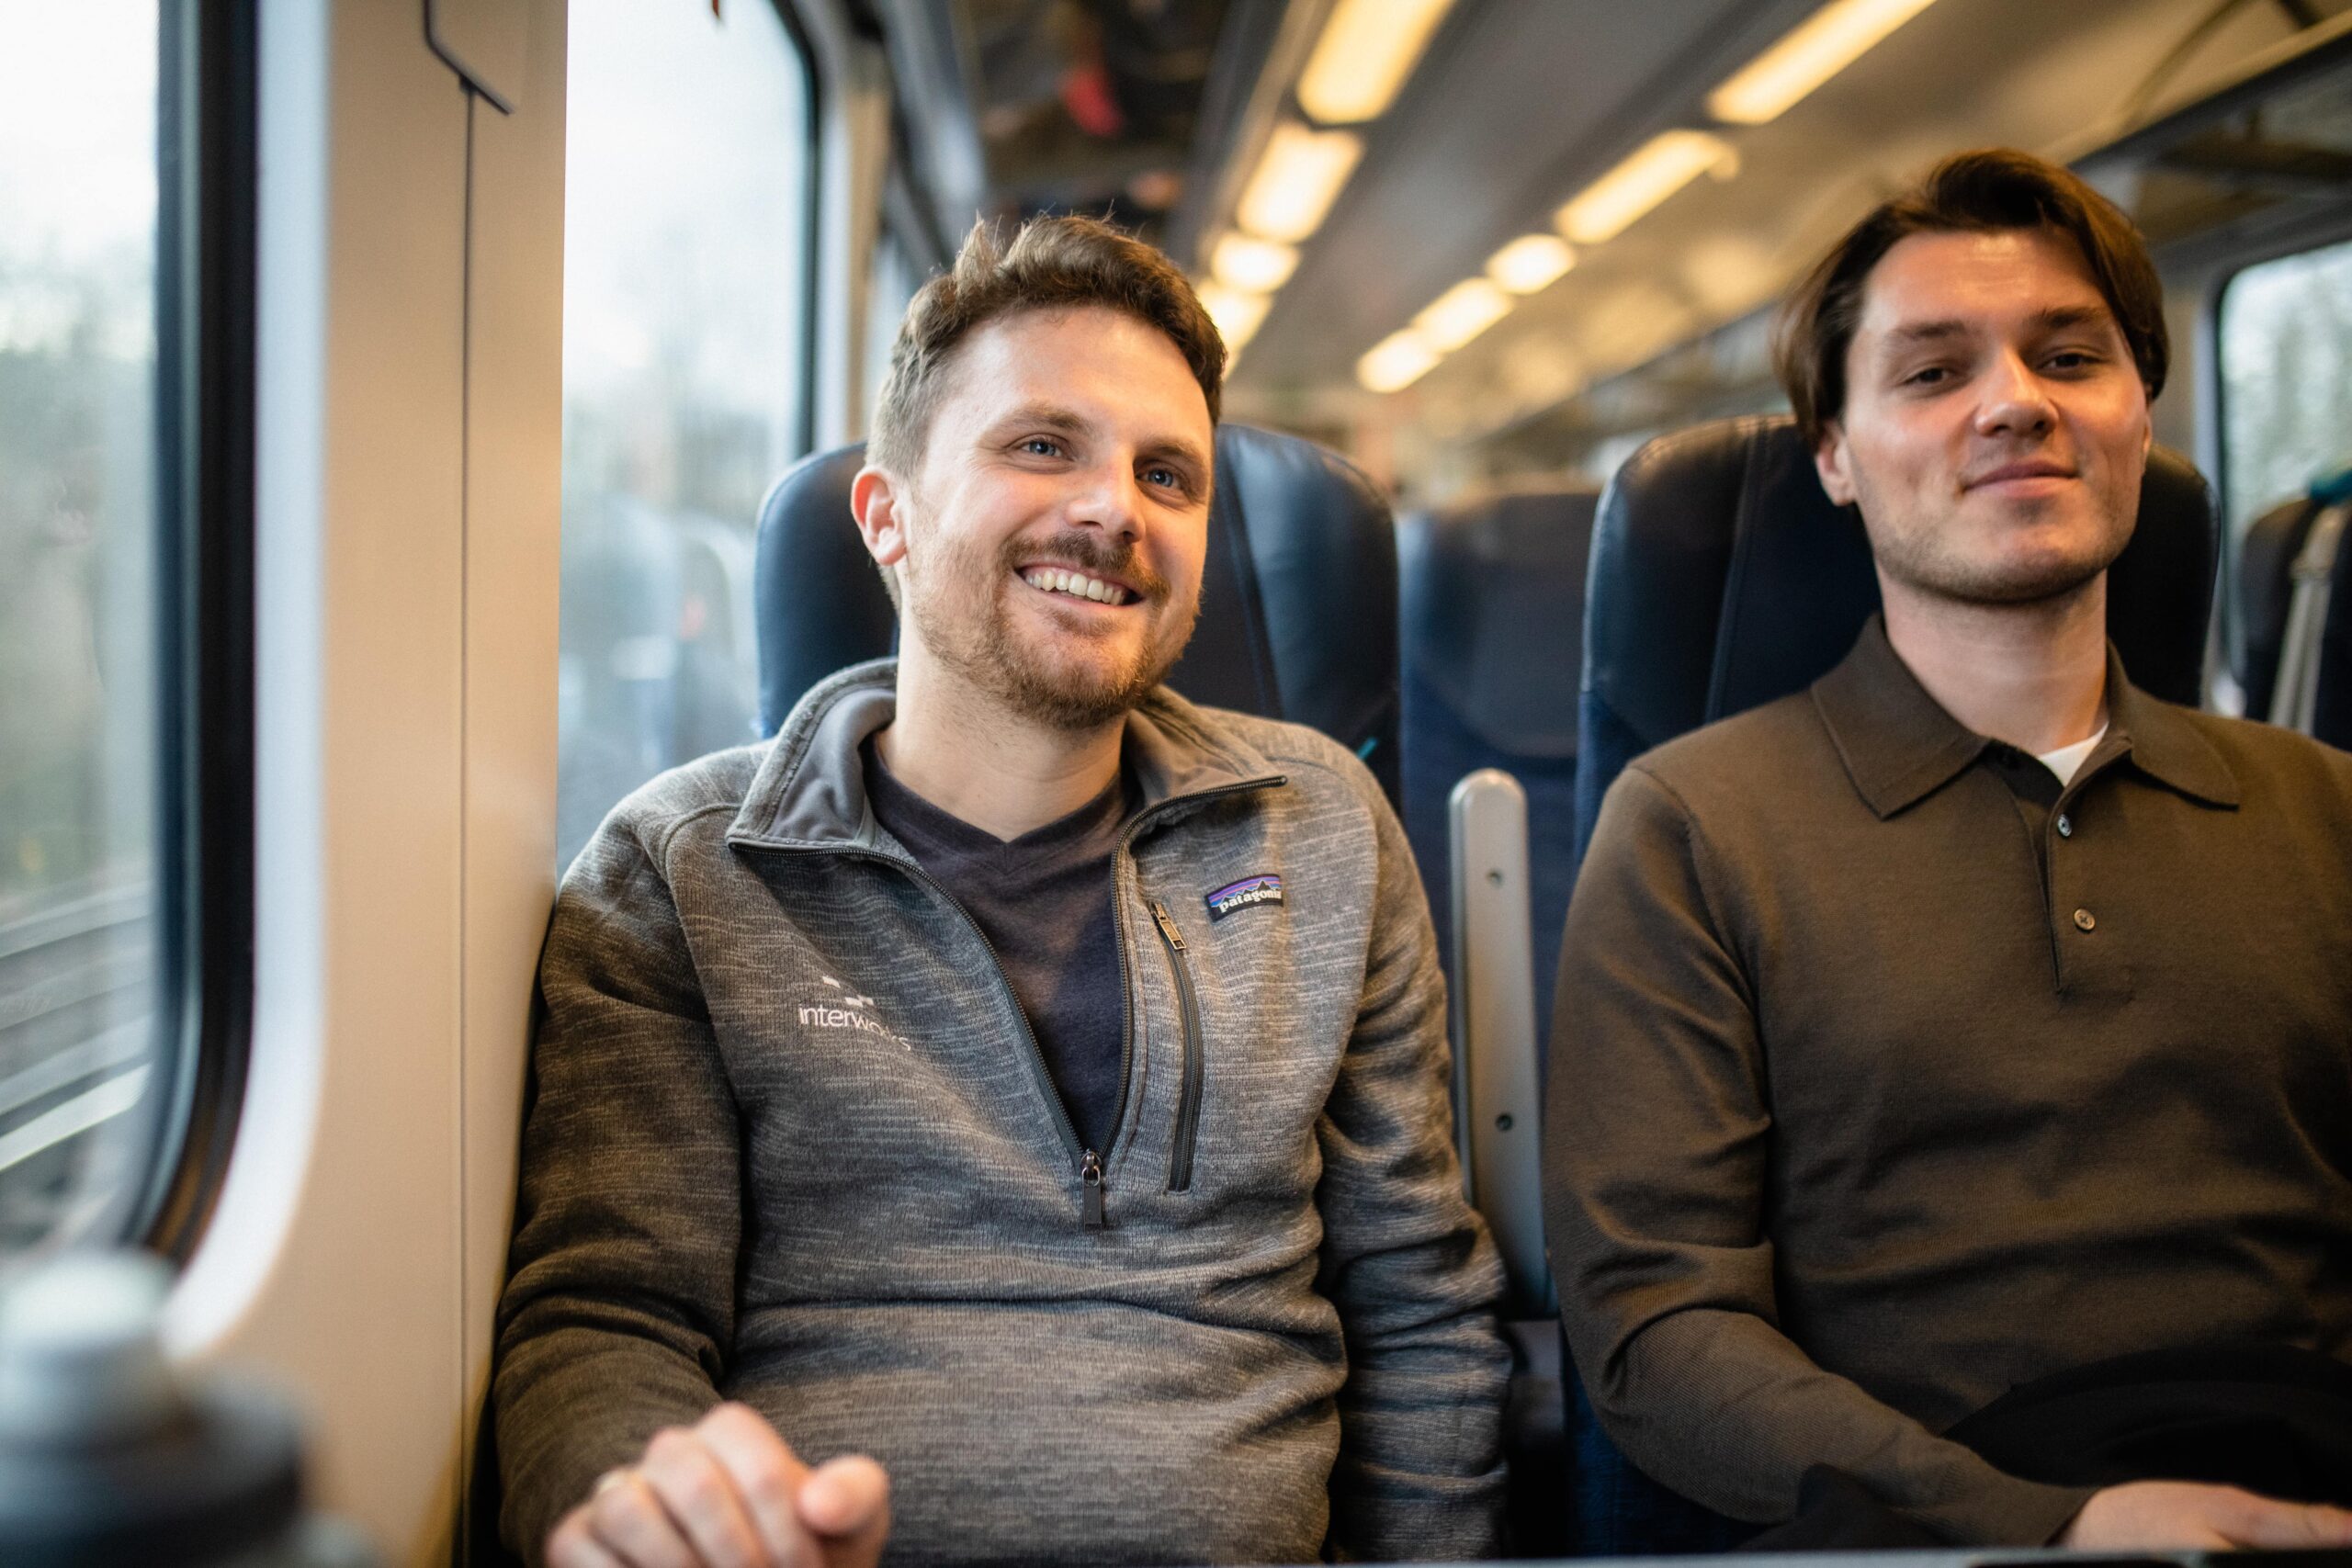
[{"left": 2035, "top": 724, "right": 2109, "bottom": 787}]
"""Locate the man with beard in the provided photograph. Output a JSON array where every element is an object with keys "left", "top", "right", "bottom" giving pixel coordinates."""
[
  {"left": 495, "top": 215, "right": 1509, "bottom": 1568},
  {"left": 1547, "top": 149, "right": 2352, "bottom": 1551}
]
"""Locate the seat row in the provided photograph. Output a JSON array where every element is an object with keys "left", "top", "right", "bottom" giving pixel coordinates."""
[{"left": 746, "top": 416, "right": 2346, "bottom": 1555}]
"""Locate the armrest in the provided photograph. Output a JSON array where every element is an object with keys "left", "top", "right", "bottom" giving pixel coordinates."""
[{"left": 1447, "top": 768, "right": 1555, "bottom": 1318}]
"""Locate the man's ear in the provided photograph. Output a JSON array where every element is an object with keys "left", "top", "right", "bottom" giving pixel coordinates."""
[
  {"left": 1815, "top": 420, "right": 1859, "bottom": 507},
  {"left": 851, "top": 465, "right": 910, "bottom": 571}
]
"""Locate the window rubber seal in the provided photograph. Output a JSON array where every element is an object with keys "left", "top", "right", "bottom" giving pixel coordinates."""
[{"left": 139, "top": 0, "right": 260, "bottom": 1265}]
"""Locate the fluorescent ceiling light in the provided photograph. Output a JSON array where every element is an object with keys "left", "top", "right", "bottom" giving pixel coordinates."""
[
  {"left": 1707, "top": 0, "right": 1939, "bottom": 125},
  {"left": 1358, "top": 329, "right": 1441, "bottom": 393},
  {"left": 1198, "top": 284, "right": 1272, "bottom": 352},
  {"left": 1237, "top": 121, "right": 1363, "bottom": 243},
  {"left": 1555, "top": 130, "right": 1735, "bottom": 246},
  {"left": 1297, "top": 0, "right": 1459, "bottom": 125},
  {"left": 1211, "top": 233, "right": 1299, "bottom": 293},
  {"left": 1412, "top": 277, "right": 1512, "bottom": 352},
  {"left": 1487, "top": 233, "right": 1576, "bottom": 294}
]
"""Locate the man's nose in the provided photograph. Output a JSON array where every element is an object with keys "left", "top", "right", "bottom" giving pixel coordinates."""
[
  {"left": 1068, "top": 460, "right": 1147, "bottom": 539},
  {"left": 1973, "top": 349, "right": 2056, "bottom": 438}
]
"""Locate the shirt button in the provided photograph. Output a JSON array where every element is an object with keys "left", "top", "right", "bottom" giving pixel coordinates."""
[
  {"left": 2056, "top": 815, "right": 2073, "bottom": 838},
  {"left": 2073, "top": 908, "right": 2097, "bottom": 932}
]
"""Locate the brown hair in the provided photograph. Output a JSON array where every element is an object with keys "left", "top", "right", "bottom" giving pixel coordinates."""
[
  {"left": 1772, "top": 147, "right": 2167, "bottom": 446},
  {"left": 868, "top": 213, "right": 1225, "bottom": 479}
]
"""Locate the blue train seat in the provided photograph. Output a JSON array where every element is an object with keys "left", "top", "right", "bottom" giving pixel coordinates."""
[
  {"left": 1558, "top": 412, "right": 2219, "bottom": 1554},
  {"left": 2234, "top": 472, "right": 2351, "bottom": 747},
  {"left": 1398, "top": 483, "right": 1599, "bottom": 1558},
  {"left": 2324, "top": 499, "right": 2352, "bottom": 749},
  {"left": 2233, "top": 494, "right": 2324, "bottom": 722},
  {"left": 752, "top": 424, "right": 1402, "bottom": 800},
  {"left": 1399, "top": 484, "right": 1597, "bottom": 1043}
]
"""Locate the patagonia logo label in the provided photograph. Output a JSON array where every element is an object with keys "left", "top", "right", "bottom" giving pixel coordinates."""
[{"left": 1205, "top": 874, "right": 1283, "bottom": 921}]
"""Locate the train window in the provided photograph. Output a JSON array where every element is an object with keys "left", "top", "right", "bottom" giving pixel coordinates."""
[
  {"left": 2217, "top": 236, "right": 2352, "bottom": 536},
  {"left": 862, "top": 229, "right": 920, "bottom": 428},
  {"left": 0, "top": 1, "right": 251, "bottom": 1261},
  {"left": 556, "top": 0, "right": 817, "bottom": 870}
]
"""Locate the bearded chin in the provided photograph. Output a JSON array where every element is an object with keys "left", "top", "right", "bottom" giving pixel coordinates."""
[
  {"left": 990, "top": 636, "right": 1169, "bottom": 730},
  {"left": 904, "top": 558, "right": 1201, "bottom": 731}
]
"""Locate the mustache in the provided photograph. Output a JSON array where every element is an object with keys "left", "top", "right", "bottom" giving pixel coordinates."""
[{"left": 1001, "top": 530, "right": 1170, "bottom": 603}]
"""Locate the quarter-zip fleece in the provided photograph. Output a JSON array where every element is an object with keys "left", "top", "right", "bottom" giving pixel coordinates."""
[{"left": 493, "top": 660, "right": 1510, "bottom": 1566}]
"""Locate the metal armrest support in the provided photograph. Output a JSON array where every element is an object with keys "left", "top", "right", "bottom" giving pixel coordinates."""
[{"left": 1447, "top": 769, "right": 1555, "bottom": 1318}]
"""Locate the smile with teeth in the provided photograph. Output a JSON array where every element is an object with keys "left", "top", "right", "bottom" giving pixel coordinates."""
[{"left": 1021, "top": 566, "right": 1136, "bottom": 605}]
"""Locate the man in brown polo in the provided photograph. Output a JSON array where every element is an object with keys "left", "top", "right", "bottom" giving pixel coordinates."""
[{"left": 1547, "top": 148, "right": 2352, "bottom": 1550}]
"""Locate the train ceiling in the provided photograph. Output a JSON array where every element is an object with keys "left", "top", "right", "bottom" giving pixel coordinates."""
[{"left": 871, "top": 0, "right": 2352, "bottom": 482}]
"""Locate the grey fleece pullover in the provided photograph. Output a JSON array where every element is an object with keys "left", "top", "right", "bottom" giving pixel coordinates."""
[{"left": 493, "top": 661, "right": 1510, "bottom": 1565}]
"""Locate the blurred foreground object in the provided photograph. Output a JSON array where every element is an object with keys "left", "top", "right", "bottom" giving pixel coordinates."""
[{"left": 0, "top": 1251, "right": 379, "bottom": 1567}]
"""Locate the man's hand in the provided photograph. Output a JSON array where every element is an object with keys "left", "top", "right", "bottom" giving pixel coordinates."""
[
  {"left": 2059, "top": 1481, "right": 2352, "bottom": 1551},
  {"left": 546, "top": 1402, "right": 890, "bottom": 1568}
]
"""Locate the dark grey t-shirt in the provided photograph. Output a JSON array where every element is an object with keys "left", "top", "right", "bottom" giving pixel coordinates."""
[{"left": 863, "top": 739, "right": 1132, "bottom": 1153}]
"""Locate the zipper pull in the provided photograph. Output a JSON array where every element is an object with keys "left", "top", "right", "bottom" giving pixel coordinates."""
[
  {"left": 1149, "top": 900, "right": 1186, "bottom": 950},
  {"left": 1080, "top": 1149, "right": 1107, "bottom": 1229}
]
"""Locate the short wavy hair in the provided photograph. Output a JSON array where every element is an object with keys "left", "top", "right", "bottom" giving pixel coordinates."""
[
  {"left": 868, "top": 214, "right": 1225, "bottom": 479},
  {"left": 1773, "top": 147, "right": 2167, "bottom": 446}
]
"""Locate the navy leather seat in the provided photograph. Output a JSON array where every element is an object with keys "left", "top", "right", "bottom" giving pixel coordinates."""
[
  {"left": 1561, "top": 413, "right": 2219, "bottom": 1555},
  {"left": 1399, "top": 484, "right": 1597, "bottom": 1068},
  {"left": 2233, "top": 479, "right": 2352, "bottom": 748},
  {"left": 2325, "top": 511, "right": 2352, "bottom": 749},
  {"left": 1399, "top": 483, "right": 1598, "bottom": 1560},
  {"left": 2234, "top": 495, "right": 2324, "bottom": 722},
  {"left": 752, "top": 424, "right": 1401, "bottom": 799}
]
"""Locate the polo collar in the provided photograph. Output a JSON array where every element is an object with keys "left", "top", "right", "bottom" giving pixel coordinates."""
[
  {"left": 1812, "top": 615, "right": 2239, "bottom": 819},
  {"left": 2102, "top": 648, "right": 2240, "bottom": 807}
]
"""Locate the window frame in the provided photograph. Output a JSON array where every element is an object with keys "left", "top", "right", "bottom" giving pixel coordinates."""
[
  {"left": 772, "top": 0, "right": 825, "bottom": 462},
  {"left": 2201, "top": 206, "right": 2352, "bottom": 538},
  {"left": 135, "top": 0, "right": 260, "bottom": 1262}
]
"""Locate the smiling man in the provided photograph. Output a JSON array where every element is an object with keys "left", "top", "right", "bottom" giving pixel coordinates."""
[
  {"left": 494, "top": 216, "right": 1508, "bottom": 1568},
  {"left": 1547, "top": 150, "right": 2352, "bottom": 1551}
]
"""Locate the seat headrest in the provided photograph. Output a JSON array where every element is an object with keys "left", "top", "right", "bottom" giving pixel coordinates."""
[
  {"left": 1584, "top": 413, "right": 2218, "bottom": 760},
  {"left": 752, "top": 423, "right": 1402, "bottom": 795},
  {"left": 1401, "top": 485, "right": 1600, "bottom": 759},
  {"left": 753, "top": 445, "right": 896, "bottom": 740}
]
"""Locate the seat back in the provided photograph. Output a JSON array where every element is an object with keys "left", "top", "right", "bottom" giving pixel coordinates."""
[
  {"left": 2274, "top": 499, "right": 2352, "bottom": 739},
  {"left": 752, "top": 445, "right": 899, "bottom": 739},
  {"left": 1560, "top": 413, "right": 2219, "bottom": 1557},
  {"left": 1398, "top": 487, "right": 1596, "bottom": 1560},
  {"left": 2322, "top": 497, "right": 2352, "bottom": 749},
  {"left": 1575, "top": 413, "right": 2219, "bottom": 868},
  {"left": 752, "top": 425, "right": 1401, "bottom": 798},
  {"left": 2233, "top": 495, "right": 2324, "bottom": 721},
  {"left": 1399, "top": 485, "right": 1596, "bottom": 1036}
]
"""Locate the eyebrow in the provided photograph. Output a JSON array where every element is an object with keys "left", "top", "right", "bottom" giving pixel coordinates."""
[
  {"left": 993, "top": 402, "right": 1093, "bottom": 438},
  {"left": 1885, "top": 303, "right": 2116, "bottom": 347},
  {"left": 1142, "top": 434, "right": 1214, "bottom": 476}
]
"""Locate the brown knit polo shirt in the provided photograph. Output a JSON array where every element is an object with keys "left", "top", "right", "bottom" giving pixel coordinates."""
[{"left": 1545, "top": 615, "right": 2352, "bottom": 1544}]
